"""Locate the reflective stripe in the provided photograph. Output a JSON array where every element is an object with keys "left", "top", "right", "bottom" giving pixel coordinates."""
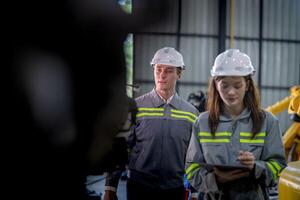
[
  {"left": 240, "top": 132, "right": 266, "bottom": 137},
  {"left": 186, "top": 173, "right": 194, "bottom": 180},
  {"left": 198, "top": 132, "right": 232, "bottom": 142},
  {"left": 137, "top": 113, "right": 164, "bottom": 117},
  {"left": 255, "top": 132, "right": 266, "bottom": 137},
  {"left": 240, "top": 132, "right": 252, "bottom": 137},
  {"left": 170, "top": 114, "right": 195, "bottom": 123},
  {"left": 138, "top": 107, "right": 164, "bottom": 111},
  {"left": 215, "top": 132, "right": 232, "bottom": 137},
  {"left": 186, "top": 171, "right": 195, "bottom": 180},
  {"left": 270, "top": 160, "right": 282, "bottom": 172},
  {"left": 171, "top": 109, "right": 197, "bottom": 120},
  {"left": 200, "top": 138, "right": 230, "bottom": 143},
  {"left": 266, "top": 162, "right": 278, "bottom": 180},
  {"left": 137, "top": 107, "right": 164, "bottom": 118},
  {"left": 240, "top": 132, "right": 265, "bottom": 144},
  {"left": 186, "top": 163, "right": 201, "bottom": 180},
  {"left": 199, "top": 132, "right": 232, "bottom": 137},
  {"left": 199, "top": 132, "right": 212, "bottom": 136},
  {"left": 266, "top": 160, "right": 283, "bottom": 181},
  {"left": 186, "top": 163, "right": 200, "bottom": 175},
  {"left": 240, "top": 139, "right": 264, "bottom": 144}
]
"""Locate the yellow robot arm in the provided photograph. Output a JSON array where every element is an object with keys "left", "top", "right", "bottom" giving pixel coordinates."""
[{"left": 266, "top": 86, "right": 300, "bottom": 161}]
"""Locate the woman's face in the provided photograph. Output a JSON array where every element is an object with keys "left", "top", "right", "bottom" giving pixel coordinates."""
[{"left": 215, "top": 76, "right": 249, "bottom": 111}]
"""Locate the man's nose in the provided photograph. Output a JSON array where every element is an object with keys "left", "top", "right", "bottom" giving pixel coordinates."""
[{"left": 159, "top": 70, "right": 167, "bottom": 77}]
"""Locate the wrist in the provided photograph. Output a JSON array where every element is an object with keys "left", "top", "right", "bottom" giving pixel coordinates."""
[
  {"left": 191, "top": 192, "right": 199, "bottom": 198},
  {"left": 104, "top": 186, "right": 117, "bottom": 192}
]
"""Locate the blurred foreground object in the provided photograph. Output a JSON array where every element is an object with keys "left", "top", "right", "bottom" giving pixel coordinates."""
[{"left": 4, "top": 0, "right": 168, "bottom": 199}]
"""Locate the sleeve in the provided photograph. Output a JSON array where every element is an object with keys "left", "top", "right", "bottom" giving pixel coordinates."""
[
  {"left": 195, "top": 109, "right": 200, "bottom": 118},
  {"left": 185, "top": 119, "right": 219, "bottom": 196},
  {"left": 105, "top": 123, "right": 137, "bottom": 190},
  {"left": 104, "top": 170, "right": 122, "bottom": 191},
  {"left": 254, "top": 112, "right": 287, "bottom": 187},
  {"left": 127, "top": 123, "right": 137, "bottom": 150}
]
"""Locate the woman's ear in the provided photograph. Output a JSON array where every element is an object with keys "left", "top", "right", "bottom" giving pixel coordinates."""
[{"left": 245, "top": 79, "right": 250, "bottom": 91}]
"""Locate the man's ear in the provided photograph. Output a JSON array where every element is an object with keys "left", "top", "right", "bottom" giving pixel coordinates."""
[{"left": 177, "top": 68, "right": 182, "bottom": 79}]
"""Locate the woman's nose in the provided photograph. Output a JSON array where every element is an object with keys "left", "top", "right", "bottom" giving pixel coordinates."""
[{"left": 228, "top": 87, "right": 236, "bottom": 94}]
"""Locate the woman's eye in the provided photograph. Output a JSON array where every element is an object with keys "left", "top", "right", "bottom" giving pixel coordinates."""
[{"left": 234, "top": 85, "right": 242, "bottom": 89}]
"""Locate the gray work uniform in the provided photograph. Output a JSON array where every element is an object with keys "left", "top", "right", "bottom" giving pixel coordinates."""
[
  {"left": 185, "top": 108, "right": 286, "bottom": 200},
  {"left": 106, "top": 89, "right": 199, "bottom": 190}
]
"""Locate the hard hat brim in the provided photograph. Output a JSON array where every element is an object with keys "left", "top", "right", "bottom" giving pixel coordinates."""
[
  {"left": 151, "top": 62, "right": 185, "bottom": 69},
  {"left": 211, "top": 69, "right": 255, "bottom": 77}
]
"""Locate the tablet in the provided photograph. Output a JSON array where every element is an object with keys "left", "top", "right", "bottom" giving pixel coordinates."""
[{"left": 198, "top": 162, "right": 250, "bottom": 172}]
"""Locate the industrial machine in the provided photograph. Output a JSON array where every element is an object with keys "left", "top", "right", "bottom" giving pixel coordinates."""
[
  {"left": 266, "top": 85, "right": 300, "bottom": 162},
  {"left": 266, "top": 85, "right": 300, "bottom": 200},
  {"left": 278, "top": 161, "right": 300, "bottom": 199}
]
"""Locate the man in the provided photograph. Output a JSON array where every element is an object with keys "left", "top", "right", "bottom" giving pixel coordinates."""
[{"left": 104, "top": 47, "right": 199, "bottom": 200}]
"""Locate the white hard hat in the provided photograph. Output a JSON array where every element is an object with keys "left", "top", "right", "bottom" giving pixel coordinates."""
[
  {"left": 211, "top": 49, "right": 255, "bottom": 77},
  {"left": 150, "top": 47, "right": 185, "bottom": 69}
]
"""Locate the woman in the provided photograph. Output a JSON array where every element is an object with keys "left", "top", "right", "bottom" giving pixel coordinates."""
[{"left": 185, "top": 49, "right": 286, "bottom": 200}]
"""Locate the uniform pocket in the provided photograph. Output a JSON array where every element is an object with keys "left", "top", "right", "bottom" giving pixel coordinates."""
[
  {"left": 169, "top": 120, "right": 191, "bottom": 142},
  {"left": 242, "top": 143, "right": 264, "bottom": 160},
  {"left": 201, "top": 143, "right": 227, "bottom": 163}
]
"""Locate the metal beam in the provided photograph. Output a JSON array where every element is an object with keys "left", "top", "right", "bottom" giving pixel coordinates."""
[{"left": 218, "top": 0, "right": 227, "bottom": 53}]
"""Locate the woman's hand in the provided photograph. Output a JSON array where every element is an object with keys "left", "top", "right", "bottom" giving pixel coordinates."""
[
  {"left": 213, "top": 167, "right": 250, "bottom": 184},
  {"left": 238, "top": 151, "right": 255, "bottom": 170}
]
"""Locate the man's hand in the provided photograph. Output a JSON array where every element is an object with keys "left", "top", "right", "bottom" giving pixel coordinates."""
[
  {"left": 213, "top": 167, "right": 250, "bottom": 184},
  {"left": 238, "top": 151, "right": 255, "bottom": 170},
  {"left": 103, "top": 190, "right": 118, "bottom": 200}
]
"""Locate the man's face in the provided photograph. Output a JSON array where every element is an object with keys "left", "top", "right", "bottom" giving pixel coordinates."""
[{"left": 154, "top": 64, "right": 180, "bottom": 92}]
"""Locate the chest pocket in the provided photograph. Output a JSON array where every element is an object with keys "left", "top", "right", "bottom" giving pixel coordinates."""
[
  {"left": 169, "top": 120, "right": 191, "bottom": 143},
  {"left": 241, "top": 143, "right": 264, "bottom": 160},
  {"left": 199, "top": 132, "right": 232, "bottom": 163},
  {"left": 169, "top": 109, "right": 196, "bottom": 143},
  {"left": 201, "top": 143, "right": 227, "bottom": 164},
  {"left": 240, "top": 132, "right": 266, "bottom": 160}
]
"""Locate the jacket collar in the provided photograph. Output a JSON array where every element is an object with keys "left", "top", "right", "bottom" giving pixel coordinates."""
[
  {"left": 169, "top": 93, "right": 181, "bottom": 109},
  {"left": 219, "top": 107, "right": 251, "bottom": 122},
  {"left": 150, "top": 89, "right": 181, "bottom": 109}
]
